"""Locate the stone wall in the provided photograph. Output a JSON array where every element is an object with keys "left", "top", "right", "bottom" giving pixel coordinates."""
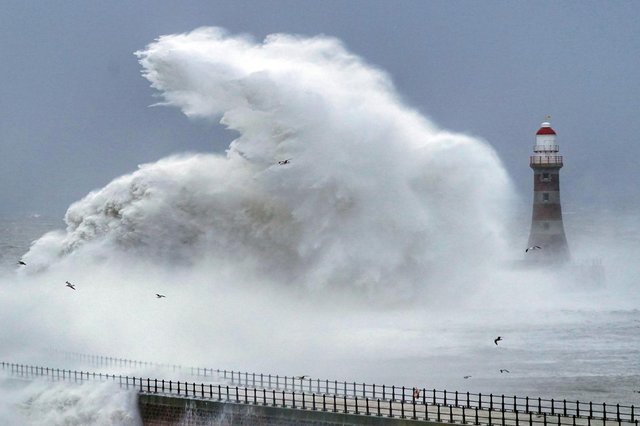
[{"left": 139, "top": 394, "right": 441, "bottom": 425}]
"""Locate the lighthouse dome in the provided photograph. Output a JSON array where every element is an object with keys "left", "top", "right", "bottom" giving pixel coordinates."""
[{"left": 536, "top": 122, "right": 556, "bottom": 135}]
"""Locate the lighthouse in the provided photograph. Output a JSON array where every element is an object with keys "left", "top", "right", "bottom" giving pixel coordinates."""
[{"left": 527, "top": 119, "right": 570, "bottom": 262}]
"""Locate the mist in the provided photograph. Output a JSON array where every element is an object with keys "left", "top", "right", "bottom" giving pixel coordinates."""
[{"left": 1, "top": 27, "right": 638, "bottom": 420}]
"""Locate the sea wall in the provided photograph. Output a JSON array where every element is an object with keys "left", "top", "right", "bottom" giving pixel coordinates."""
[{"left": 139, "top": 394, "right": 439, "bottom": 425}]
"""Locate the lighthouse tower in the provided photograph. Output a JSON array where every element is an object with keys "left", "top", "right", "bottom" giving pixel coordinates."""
[{"left": 527, "top": 119, "right": 570, "bottom": 262}]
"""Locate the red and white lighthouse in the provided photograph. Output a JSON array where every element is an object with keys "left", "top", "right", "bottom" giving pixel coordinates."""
[{"left": 527, "top": 119, "right": 570, "bottom": 262}]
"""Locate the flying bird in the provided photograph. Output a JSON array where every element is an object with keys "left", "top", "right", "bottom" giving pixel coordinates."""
[
  {"left": 65, "top": 281, "right": 76, "bottom": 290},
  {"left": 156, "top": 294, "right": 166, "bottom": 298},
  {"left": 17, "top": 261, "right": 26, "bottom": 266},
  {"left": 494, "top": 336, "right": 503, "bottom": 345},
  {"left": 277, "top": 159, "right": 291, "bottom": 165},
  {"left": 294, "top": 375, "right": 308, "bottom": 380},
  {"left": 463, "top": 375, "right": 472, "bottom": 379},
  {"left": 525, "top": 246, "right": 542, "bottom": 252},
  {"left": 499, "top": 369, "right": 510, "bottom": 373}
]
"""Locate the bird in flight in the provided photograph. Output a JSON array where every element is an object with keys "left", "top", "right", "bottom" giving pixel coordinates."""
[
  {"left": 65, "top": 281, "right": 76, "bottom": 290},
  {"left": 294, "top": 375, "right": 308, "bottom": 380},
  {"left": 278, "top": 159, "right": 291, "bottom": 165},
  {"left": 17, "top": 260, "right": 26, "bottom": 266},
  {"left": 494, "top": 336, "right": 503, "bottom": 345},
  {"left": 525, "top": 246, "right": 541, "bottom": 252},
  {"left": 500, "top": 369, "right": 510, "bottom": 373},
  {"left": 156, "top": 294, "right": 166, "bottom": 298},
  {"left": 463, "top": 375, "right": 472, "bottom": 379}
]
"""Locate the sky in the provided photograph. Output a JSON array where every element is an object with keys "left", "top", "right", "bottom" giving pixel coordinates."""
[{"left": 1, "top": 0, "right": 639, "bottom": 218}]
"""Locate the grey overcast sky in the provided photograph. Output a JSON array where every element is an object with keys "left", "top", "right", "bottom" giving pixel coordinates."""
[{"left": 1, "top": 1, "right": 638, "bottom": 218}]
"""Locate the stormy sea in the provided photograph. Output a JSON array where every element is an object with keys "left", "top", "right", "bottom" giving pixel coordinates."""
[{"left": 1, "top": 27, "right": 638, "bottom": 424}]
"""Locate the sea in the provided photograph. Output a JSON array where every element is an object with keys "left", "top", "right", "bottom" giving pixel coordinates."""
[{"left": 0, "top": 214, "right": 639, "bottom": 423}]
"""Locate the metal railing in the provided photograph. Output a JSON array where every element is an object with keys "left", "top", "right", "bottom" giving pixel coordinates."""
[
  {"left": 2, "top": 362, "right": 638, "bottom": 425},
  {"left": 530, "top": 156, "right": 563, "bottom": 167}
]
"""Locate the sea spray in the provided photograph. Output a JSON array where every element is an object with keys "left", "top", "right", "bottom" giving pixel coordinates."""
[
  {"left": 0, "top": 374, "right": 141, "bottom": 425},
  {"left": 22, "top": 27, "right": 515, "bottom": 299}
]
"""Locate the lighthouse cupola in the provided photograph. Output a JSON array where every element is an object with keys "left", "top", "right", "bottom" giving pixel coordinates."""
[{"left": 527, "top": 118, "right": 570, "bottom": 262}]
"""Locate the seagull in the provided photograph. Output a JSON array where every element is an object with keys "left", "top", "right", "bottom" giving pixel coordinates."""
[
  {"left": 500, "top": 369, "right": 510, "bottom": 373},
  {"left": 294, "top": 375, "right": 308, "bottom": 380},
  {"left": 277, "top": 159, "right": 291, "bottom": 165},
  {"left": 17, "top": 261, "right": 26, "bottom": 266},
  {"left": 65, "top": 281, "right": 76, "bottom": 290},
  {"left": 463, "top": 375, "right": 472, "bottom": 379},
  {"left": 494, "top": 336, "right": 503, "bottom": 345},
  {"left": 156, "top": 294, "right": 166, "bottom": 298},
  {"left": 525, "top": 245, "right": 542, "bottom": 252}
]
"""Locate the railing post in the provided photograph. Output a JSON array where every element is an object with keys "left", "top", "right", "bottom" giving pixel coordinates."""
[
  {"left": 502, "top": 404, "right": 506, "bottom": 426},
  {"left": 343, "top": 395, "right": 348, "bottom": 414},
  {"left": 389, "top": 399, "right": 393, "bottom": 418},
  {"left": 333, "top": 394, "right": 337, "bottom": 413},
  {"left": 272, "top": 390, "right": 276, "bottom": 407},
  {"left": 366, "top": 397, "right": 370, "bottom": 415},
  {"left": 377, "top": 398, "right": 381, "bottom": 416},
  {"left": 552, "top": 398, "right": 555, "bottom": 415},
  {"left": 323, "top": 394, "right": 326, "bottom": 411},
  {"left": 263, "top": 389, "right": 267, "bottom": 405},
  {"left": 313, "top": 393, "right": 317, "bottom": 410},
  {"left": 479, "top": 393, "right": 482, "bottom": 409}
]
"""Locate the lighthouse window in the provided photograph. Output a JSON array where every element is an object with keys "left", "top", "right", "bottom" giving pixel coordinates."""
[
  {"left": 543, "top": 192, "right": 550, "bottom": 202},
  {"left": 541, "top": 172, "right": 550, "bottom": 182}
]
